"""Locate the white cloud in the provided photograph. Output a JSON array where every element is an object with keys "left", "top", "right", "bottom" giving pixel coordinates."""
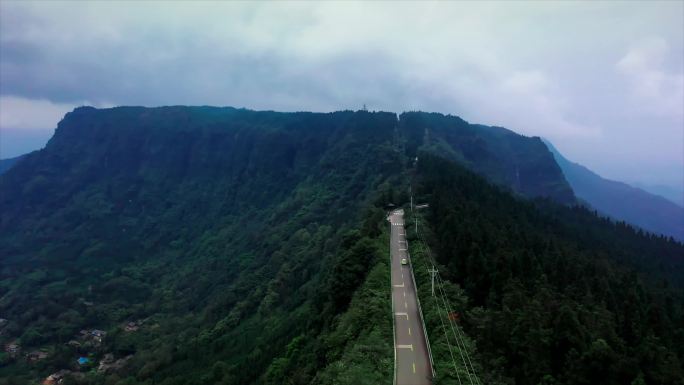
[
  {"left": 0, "top": 96, "right": 76, "bottom": 130},
  {"left": 617, "top": 38, "right": 684, "bottom": 117},
  {"left": 0, "top": 1, "right": 682, "bottom": 188},
  {"left": 0, "top": 96, "right": 113, "bottom": 130}
]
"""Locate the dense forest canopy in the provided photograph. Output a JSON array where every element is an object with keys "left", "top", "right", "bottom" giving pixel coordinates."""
[
  {"left": 399, "top": 112, "right": 576, "bottom": 204},
  {"left": 0, "top": 107, "right": 403, "bottom": 384},
  {"left": 0, "top": 106, "right": 681, "bottom": 384},
  {"left": 409, "top": 153, "right": 683, "bottom": 385}
]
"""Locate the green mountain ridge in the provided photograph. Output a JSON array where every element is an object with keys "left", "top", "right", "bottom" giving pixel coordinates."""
[
  {"left": 1, "top": 106, "right": 404, "bottom": 384},
  {"left": 400, "top": 111, "right": 576, "bottom": 204},
  {"left": 0, "top": 106, "right": 681, "bottom": 385},
  {"left": 409, "top": 154, "right": 683, "bottom": 384}
]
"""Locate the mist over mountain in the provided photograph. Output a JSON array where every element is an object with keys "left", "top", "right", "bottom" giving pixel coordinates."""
[
  {"left": 545, "top": 139, "right": 684, "bottom": 241},
  {"left": 630, "top": 182, "right": 684, "bottom": 208}
]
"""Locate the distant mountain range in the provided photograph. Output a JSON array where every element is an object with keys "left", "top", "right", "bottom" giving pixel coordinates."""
[
  {"left": 544, "top": 140, "right": 684, "bottom": 241},
  {"left": 630, "top": 181, "right": 684, "bottom": 208}
]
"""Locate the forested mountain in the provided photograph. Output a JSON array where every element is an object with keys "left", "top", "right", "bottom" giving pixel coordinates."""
[
  {"left": 0, "top": 106, "right": 402, "bottom": 384},
  {"left": 400, "top": 112, "right": 575, "bottom": 204},
  {"left": 0, "top": 106, "right": 681, "bottom": 385},
  {"left": 409, "top": 154, "right": 684, "bottom": 385},
  {"left": 544, "top": 140, "right": 684, "bottom": 241}
]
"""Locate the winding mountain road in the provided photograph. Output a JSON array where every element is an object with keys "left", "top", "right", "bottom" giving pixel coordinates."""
[{"left": 390, "top": 209, "right": 433, "bottom": 385}]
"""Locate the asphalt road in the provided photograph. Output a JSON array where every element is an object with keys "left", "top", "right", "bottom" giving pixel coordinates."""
[{"left": 390, "top": 209, "right": 433, "bottom": 385}]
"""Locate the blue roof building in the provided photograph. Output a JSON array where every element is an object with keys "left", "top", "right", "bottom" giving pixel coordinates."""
[{"left": 77, "top": 356, "right": 90, "bottom": 365}]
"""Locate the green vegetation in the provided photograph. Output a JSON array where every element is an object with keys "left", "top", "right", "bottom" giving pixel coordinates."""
[
  {"left": 0, "top": 107, "right": 400, "bottom": 384},
  {"left": 268, "top": 228, "right": 394, "bottom": 385},
  {"left": 408, "top": 153, "right": 684, "bottom": 385},
  {"left": 408, "top": 235, "right": 484, "bottom": 385},
  {"left": 399, "top": 112, "right": 575, "bottom": 204},
  {"left": 0, "top": 106, "right": 681, "bottom": 384}
]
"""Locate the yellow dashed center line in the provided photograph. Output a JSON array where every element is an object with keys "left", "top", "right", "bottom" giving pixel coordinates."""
[
  {"left": 413, "top": 362, "right": 416, "bottom": 374},
  {"left": 408, "top": 327, "right": 411, "bottom": 336}
]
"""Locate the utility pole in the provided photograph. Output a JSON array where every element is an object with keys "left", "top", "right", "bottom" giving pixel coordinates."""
[
  {"left": 409, "top": 185, "right": 413, "bottom": 213},
  {"left": 428, "top": 266, "right": 438, "bottom": 296}
]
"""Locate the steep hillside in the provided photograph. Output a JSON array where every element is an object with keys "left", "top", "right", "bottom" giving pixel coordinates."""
[
  {"left": 545, "top": 140, "right": 684, "bottom": 241},
  {"left": 409, "top": 153, "right": 684, "bottom": 385},
  {"left": 400, "top": 112, "right": 575, "bottom": 204},
  {"left": 0, "top": 106, "right": 402, "bottom": 384}
]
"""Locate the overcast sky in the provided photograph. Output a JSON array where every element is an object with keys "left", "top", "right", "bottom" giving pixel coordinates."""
[{"left": 1, "top": 1, "right": 682, "bottom": 190}]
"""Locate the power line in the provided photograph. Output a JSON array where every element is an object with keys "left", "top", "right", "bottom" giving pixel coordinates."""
[
  {"left": 414, "top": 242, "right": 463, "bottom": 385},
  {"left": 416, "top": 239, "right": 474, "bottom": 385},
  {"left": 435, "top": 273, "right": 479, "bottom": 385},
  {"left": 422, "top": 243, "right": 475, "bottom": 385},
  {"left": 419, "top": 228, "right": 480, "bottom": 385},
  {"left": 414, "top": 239, "right": 471, "bottom": 384},
  {"left": 433, "top": 285, "right": 465, "bottom": 385},
  {"left": 413, "top": 211, "right": 482, "bottom": 385}
]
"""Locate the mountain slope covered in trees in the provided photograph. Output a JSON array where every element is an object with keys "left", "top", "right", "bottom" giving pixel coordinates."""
[
  {"left": 409, "top": 154, "right": 683, "bottom": 385},
  {"left": 0, "top": 106, "right": 403, "bottom": 384},
  {"left": 0, "top": 106, "right": 681, "bottom": 385},
  {"left": 400, "top": 112, "right": 575, "bottom": 204}
]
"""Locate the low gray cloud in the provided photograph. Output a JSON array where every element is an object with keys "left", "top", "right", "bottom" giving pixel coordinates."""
[{"left": 0, "top": 1, "right": 682, "bottom": 188}]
